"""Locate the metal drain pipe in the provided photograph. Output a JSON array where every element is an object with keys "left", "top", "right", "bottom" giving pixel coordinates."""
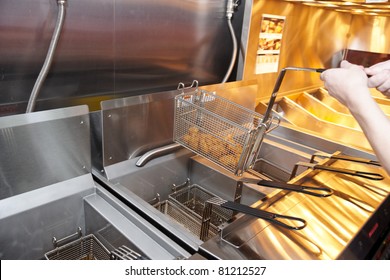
[{"left": 26, "top": 0, "right": 67, "bottom": 113}]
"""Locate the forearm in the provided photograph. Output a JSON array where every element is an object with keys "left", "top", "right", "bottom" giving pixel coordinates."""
[
  {"left": 348, "top": 94, "right": 390, "bottom": 176},
  {"left": 320, "top": 61, "right": 390, "bottom": 175}
]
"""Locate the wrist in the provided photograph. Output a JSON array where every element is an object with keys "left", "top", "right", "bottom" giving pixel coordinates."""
[{"left": 345, "top": 89, "right": 374, "bottom": 113}]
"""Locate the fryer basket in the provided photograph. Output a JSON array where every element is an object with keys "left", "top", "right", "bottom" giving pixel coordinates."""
[
  {"left": 174, "top": 81, "right": 279, "bottom": 176},
  {"left": 45, "top": 234, "right": 111, "bottom": 260},
  {"left": 159, "top": 200, "right": 216, "bottom": 239},
  {"left": 169, "top": 184, "right": 233, "bottom": 226},
  {"left": 155, "top": 184, "right": 233, "bottom": 241}
]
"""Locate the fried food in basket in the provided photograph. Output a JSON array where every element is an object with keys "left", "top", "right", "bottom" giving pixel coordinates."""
[
  {"left": 219, "top": 154, "right": 240, "bottom": 169},
  {"left": 181, "top": 127, "right": 243, "bottom": 169}
]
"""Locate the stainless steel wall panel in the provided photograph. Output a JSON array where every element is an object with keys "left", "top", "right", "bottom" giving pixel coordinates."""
[
  {"left": 0, "top": 0, "right": 246, "bottom": 115},
  {"left": 0, "top": 105, "right": 91, "bottom": 200},
  {"left": 100, "top": 89, "right": 178, "bottom": 167},
  {"left": 0, "top": 0, "right": 115, "bottom": 110}
]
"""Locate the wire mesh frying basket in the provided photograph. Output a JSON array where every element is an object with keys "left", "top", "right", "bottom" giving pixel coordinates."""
[
  {"left": 167, "top": 184, "right": 233, "bottom": 241},
  {"left": 174, "top": 81, "right": 279, "bottom": 176},
  {"left": 169, "top": 184, "right": 233, "bottom": 225},
  {"left": 159, "top": 200, "right": 215, "bottom": 240},
  {"left": 45, "top": 234, "right": 111, "bottom": 260}
]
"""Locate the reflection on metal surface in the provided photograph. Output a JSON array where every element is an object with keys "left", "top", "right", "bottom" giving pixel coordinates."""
[
  {"left": 313, "top": 88, "right": 390, "bottom": 115},
  {"left": 311, "top": 88, "right": 351, "bottom": 114},
  {"left": 373, "top": 97, "right": 390, "bottom": 115},
  {"left": 268, "top": 87, "right": 390, "bottom": 153},
  {"left": 294, "top": 92, "right": 360, "bottom": 129},
  {"left": 274, "top": 96, "right": 372, "bottom": 151},
  {"left": 135, "top": 143, "right": 182, "bottom": 167},
  {"left": 292, "top": 161, "right": 384, "bottom": 181},
  {"left": 201, "top": 154, "right": 390, "bottom": 259},
  {"left": 310, "top": 151, "right": 381, "bottom": 166}
]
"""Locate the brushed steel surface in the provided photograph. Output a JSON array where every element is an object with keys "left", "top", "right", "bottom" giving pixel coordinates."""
[
  {"left": 84, "top": 188, "right": 190, "bottom": 259},
  {"left": 100, "top": 89, "right": 179, "bottom": 168},
  {"left": 0, "top": 104, "right": 190, "bottom": 259},
  {"left": 0, "top": 0, "right": 115, "bottom": 111},
  {"left": 0, "top": 0, "right": 245, "bottom": 115},
  {"left": 97, "top": 84, "right": 259, "bottom": 170},
  {"left": 0, "top": 173, "right": 190, "bottom": 259},
  {"left": 0, "top": 105, "right": 90, "bottom": 200},
  {"left": 0, "top": 174, "right": 95, "bottom": 259},
  {"left": 91, "top": 82, "right": 258, "bottom": 187},
  {"left": 93, "top": 162, "right": 205, "bottom": 252},
  {"left": 2, "top": 0, "right": 390, "bottom": 116},
  {"left": 270, "top": 124, "right": 378, "bottom": 163},
  {"left": 265, "top": 86, "right": 390, "bottom": 153},
  {"left": 92, "top": 80, "right": 388, "bottom": 258},
  {"left": 98, "top": 150, "right": 272, "bottom": 251}
]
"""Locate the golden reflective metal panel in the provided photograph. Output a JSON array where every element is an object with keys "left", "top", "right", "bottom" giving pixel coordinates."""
[
  {"left": 230, "top": 156, "right": 390, "bottom": 259},
  {"left": 293, "top": 92, "right": 361, "bottom": 129},
  {"left": 258, "top": 87, "right": 390, "bottom": 152},
  {"left": 274, "top": 96, "right": 372, "bottom": 151}
]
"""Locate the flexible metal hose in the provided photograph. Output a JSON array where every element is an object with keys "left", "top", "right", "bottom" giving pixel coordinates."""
[
  {"left": 222, "top": 1, "right": 238, "bottom": 83},
  {"left": 221, "top": 17, "right": 238, "bottom": 83},
  {"left": 26, "top": 0, "right": 67, "bottom": 113}
]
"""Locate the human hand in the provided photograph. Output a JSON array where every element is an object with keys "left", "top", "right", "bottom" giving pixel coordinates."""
[
  {"left": 365, "top": 60, "right": 390, "bottom": 97},
  {"left": 320, "top": 60, "right": 370, "bottom": 108}
]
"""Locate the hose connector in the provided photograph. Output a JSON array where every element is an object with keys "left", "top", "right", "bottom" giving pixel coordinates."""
[
  {"left": 226, "top": 0, "right": 239, "bottom": 19},
  {"left": 226, "top": 0, "right": 234, "bottom": 19}
]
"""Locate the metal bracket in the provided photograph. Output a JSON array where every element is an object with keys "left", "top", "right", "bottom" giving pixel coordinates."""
[{"left": 52, "top": 227, "right": 82, "bottom": 248}]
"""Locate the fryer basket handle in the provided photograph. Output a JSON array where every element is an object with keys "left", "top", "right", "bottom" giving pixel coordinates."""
[
  {"left": 240, "top": 178, "right": 333, "bottom": 197},
  {"left": 220, "top": 201, "right": 307, "bottom": 230},
  {"left": 177, "top": 80, "right": 199, "bottom": 91},
  {"left": 312, "top": 164, "right": 384, "bottom": 181},
  {"left": 311, "top": 152, "right": 381, "bottom": 167}
]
